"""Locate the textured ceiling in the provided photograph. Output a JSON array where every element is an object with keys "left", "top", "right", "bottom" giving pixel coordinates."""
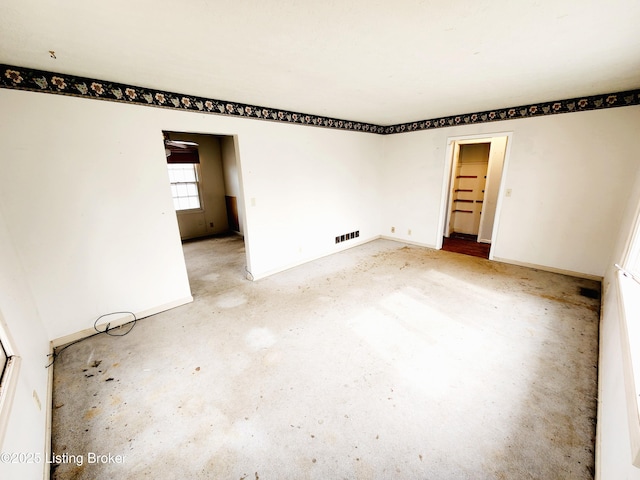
[{"left": 1, "top": 0, "right": 639, "bottom": 125}]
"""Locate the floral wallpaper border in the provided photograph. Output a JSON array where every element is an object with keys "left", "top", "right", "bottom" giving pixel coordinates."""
[
  {"left": 0, "top": 64, "right": 383, "bottom": 134},
  {"left": 2, "top": 64, "right": 640, "bottom": 135},
  {"left": 384, "top": 89, "right": 640, "bottom": 134}
]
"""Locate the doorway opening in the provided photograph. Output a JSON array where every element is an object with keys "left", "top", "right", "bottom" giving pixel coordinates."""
[
  {"left": 163, "top": 131, "right": 245, "bottom": 240},
  {"left": 440, "top": 134, "right": 510, "bottom": 259},
  {"left": 162, "top": 131, "right": 250, "bottom": 278}
]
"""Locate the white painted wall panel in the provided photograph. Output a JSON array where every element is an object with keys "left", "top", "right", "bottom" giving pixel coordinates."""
[
  {"left": 1, "top": 86, "right": 639, "bottom": 480},
  {"left": 381, "top": 106, "right": 640, "bottom": 278},
  {"left": 0, "top": 208, "right": 49, "bottom": 480},
  {"left": 597, "top": 283, "right": 640, "bottom": 480},
  {"left": 598, "top": 158, "right": 640, "bottom": 480},
  {"left": 492, "top": 109, "right": 640, "bottom": 277},
  {"left": 239, "top": 121, "right": 383, "bottom": 278},
  {"left": 380, "top": 132, "right": 448, "bottom": 246},
  {"left": 0, "top": 90, "right": 194, "bottom": 341},
  {"left": 0, "top": 89, "right": 383, "bottom": 339}
]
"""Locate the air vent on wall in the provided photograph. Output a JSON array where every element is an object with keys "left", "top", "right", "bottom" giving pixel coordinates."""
[{"left": 335, "top": 230, "right": 359, "bottom": 244}]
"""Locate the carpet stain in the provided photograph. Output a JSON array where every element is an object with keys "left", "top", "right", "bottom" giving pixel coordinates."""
[
  {"left": 537, "top": 293, "right": 599, "bottom": 312},
  {"left": 84, "top": 407, "right": 101, "bottom": 421},
  {"left": 51, "top": 236, "right": 600, "bottom": 480},
  {"left": 245, "top": 328, "right": 276, "bottom": 350},
  {"left": 579, "top": 287, "right": 600, "bottom": 299}
]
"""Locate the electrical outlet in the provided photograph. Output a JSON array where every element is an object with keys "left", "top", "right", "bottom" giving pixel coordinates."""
[
  {"left": 408, "top": 229, "right": 412, "bottom": 235},
  {"left": 209, "top": 222, "right": 214, "bottom": 228},
  {"left": 505, "top": 189, "right": 512, "bottom": 197},
  {"left": 391, "top": 227, "right": 395, "bottom": 233}
]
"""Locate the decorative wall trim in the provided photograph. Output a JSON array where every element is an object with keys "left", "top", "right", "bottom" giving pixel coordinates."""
[
  {"left": 384, "top": 89, "right": 640, "bottom": 134},
  {"left": 2, "top": 64, "right": 640, "bottom": 135},
  {"left": 0, "top": 64, "right": 383, "bottom": 134}
]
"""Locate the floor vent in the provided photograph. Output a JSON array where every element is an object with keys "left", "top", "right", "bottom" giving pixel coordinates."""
[{"left": 335, "top": 230, "right": 360, "bottom": 244}]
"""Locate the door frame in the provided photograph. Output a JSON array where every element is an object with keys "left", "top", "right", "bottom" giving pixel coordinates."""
[
  {"left": 436, "top": 131, "right": 513, "bottom": 259},
  {"left": 161, "top": 130, "right": 252, "bottom": 279},
  {"left": 443, "top": 142, "right": 461, "bottom": 238}
]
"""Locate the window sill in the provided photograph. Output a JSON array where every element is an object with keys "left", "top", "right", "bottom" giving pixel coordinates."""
[
  {"left": 176, "top": 208, "right": 204, "bottom": 214},
  {"left": 617, "top": 270, "right": 640, "bottom": 468}
]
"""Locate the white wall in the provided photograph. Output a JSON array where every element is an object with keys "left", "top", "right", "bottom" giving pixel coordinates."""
[
  {"left": 0, "top": 89, "right": 383, "bottom": 479},
  {"left": 238, "top": 121, "right": 383, "bottom": 279},
  {"left": 597, "top": 158, "right": 640, "bottom": 479},
  {"left": 0, "top": 90, "right": 194, "bottom": 342},
  {"left": 381, "top": 106, "right": 640, "bottom": 278},
  {"left": 380, "top": 132, "right": 447, "bottom": 245},
  {"left": 2, "top": 85, "right": 638, "bottom": 479},
  {"left": 0, "top": 209, "right": 50, "bottom": 480},
  {"left": 0, "top": 88, "right": 384, "bottom": 340}
]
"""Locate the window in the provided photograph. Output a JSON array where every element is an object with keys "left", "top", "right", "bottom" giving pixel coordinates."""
[
  {"left": 0, "top": 341, "right": 6, "bottom": 380},
  {"left": 625, "top": 215, "right": 640, "bottom": 276},
  {"left": 164, "top": 135, "right": 202, "bottom": 211},
  {"left": 0, "top": 320, "right": 20, "bottom": 450},
  {"left": 617, "top": 199, "right": 640, "bottom": 468},
  {"left": 168, "top": 163, "right": 202, "bottom": 211}
]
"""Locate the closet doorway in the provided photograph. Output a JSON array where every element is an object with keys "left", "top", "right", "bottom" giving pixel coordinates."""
[{"left": 440, "top": 134, "right": 510, "bottom": 259}]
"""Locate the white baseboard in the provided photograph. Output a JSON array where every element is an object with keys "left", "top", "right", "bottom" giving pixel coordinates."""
[
  {"left": 491, "top": 256, "right": 603, "bottom": 281},
  {"left": 250, "top": 237, "right": 379, "bottom": 281},
  {"left": 250, "top": 236, "right": 443, "bottom": 281},
  {"left": 378, "top": 235, "right": 438, "bottom": 249},
  {"left": 51, "top": 296, "right": 194, "bottom": 348}
]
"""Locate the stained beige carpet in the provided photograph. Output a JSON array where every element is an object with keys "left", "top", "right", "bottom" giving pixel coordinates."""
[{"left": 51, "top": 236, "right": 599, "bottom": 479}]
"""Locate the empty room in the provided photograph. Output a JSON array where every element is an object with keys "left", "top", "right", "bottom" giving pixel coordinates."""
[{"left": 1, "top": 1, "right": 640, "bottom": 479}]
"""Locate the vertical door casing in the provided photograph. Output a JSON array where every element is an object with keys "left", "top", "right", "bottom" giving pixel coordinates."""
[
  {"left": 477, "top": 136, "right": 508, "bottom": 243},
  {"left": 444, "top": 143, "right": 461, "bottom": 237}
]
